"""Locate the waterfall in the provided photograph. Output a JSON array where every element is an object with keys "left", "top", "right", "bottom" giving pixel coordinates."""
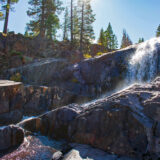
[{"left": 127, "top": 38, "right": 160, "bottom": 83}]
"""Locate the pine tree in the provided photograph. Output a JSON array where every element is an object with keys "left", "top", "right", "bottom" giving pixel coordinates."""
[
  {"left": 156, "top": 25, "right": 160, "bottom": 37},
  {"left": 63, "top": 7, "right": 70, "bottom": 41},
  {"left": 112, "top": 34, "right": 118, "bottom": 50},
  {"left": 98, "top": 28, "right": 105, "bottom": 46},
  {"left": 27, "top": 0, "right": 63, "bottom": 39},
  {"left": 0, "top": 0, "right": 19, "bottom": 34},
  {"left": 138, "top": 38, "right": 144, "bottom": 43},
  {"left": 121, "top": 29, "right": 132, "bottom": 48},
  {"left": 70, "top": 0, "right": 73, "bottom": 43},
  {"left": 73, "top": 6, "right": 80, "bottom": 43},
  {"left": 104, "top": 23, "right": 118, "bottom": 50},
  {"left": 78, "top": 0, "right": 95, "bottom": 52}
]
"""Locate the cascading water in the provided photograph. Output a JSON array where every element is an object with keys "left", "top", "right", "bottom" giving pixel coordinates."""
[{"left": 127, "top": 38, "right": 160, "bottom": 83}]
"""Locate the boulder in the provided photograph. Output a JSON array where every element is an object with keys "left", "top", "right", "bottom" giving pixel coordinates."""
[
  {"left": 0, "top": 80, "right": 24, "bottom": 125},
  {"left": 18, "top": 77, "right": 160, "bottom": 158},
  {"left": 62, "top": 144, "right": 136, "bottom": 160},
  {"left": 19, "top": 104, "right": 83, "bottom": 139},
  {"left": 23, "top": 85, "right": 80, "bottom": 116},
  {"left": 52, "top": 151, "right": 63, "bottom": 160},
  {"left": 0, "top": 125, "right": 24, "bottom": 151}
]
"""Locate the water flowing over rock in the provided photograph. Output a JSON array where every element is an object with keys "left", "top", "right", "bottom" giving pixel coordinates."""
[{"left": 127, "top": 38, "right": 160, "bottom": 83}]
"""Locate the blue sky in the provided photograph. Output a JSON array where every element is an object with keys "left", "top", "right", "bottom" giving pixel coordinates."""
[{"left": 0, "top": 0, "right": 160, "bottom": 46}]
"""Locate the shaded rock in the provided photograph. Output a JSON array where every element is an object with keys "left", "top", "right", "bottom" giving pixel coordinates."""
[
  {"left": 23, "top": 85, "right": 80, "bottom": 116},
  {"left": 0, "top": 125, "right": 24, "bottom": 151},
  {"left": 19, "top": 104, "right": 83, "bottom": 139}
]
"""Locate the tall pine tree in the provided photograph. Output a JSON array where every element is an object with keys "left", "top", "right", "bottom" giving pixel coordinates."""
[
  {"left": 121, "top": 29, "right": 132, "bottom": 48},
  {"left": 0, "top": 0, "right": 19, "bottom": 34},
  {"left": 73, "top": 6, "right": 80, "bottom": 43},
  {"left": 138, "top": 38, "right": 144, "bottom": 43},
  {"left": 104, "top": 23, "right": 118, "bottom": 50},
  {"left": 156, "top": 25, "right": 160, "bottom": 37},
  {"left": 63, "top": 7, "right": 70, "bottom": 41},
  {"left": 78, "top": 0, "right": 95, "bottom": 52},
  {"left": 98, "top": 28, "right": 105, "bottom": 46},
  {"left": 27, "top": 0, "right": 63, "bottom": 39}
]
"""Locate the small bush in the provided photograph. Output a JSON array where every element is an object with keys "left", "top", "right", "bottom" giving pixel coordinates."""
[
  {"left": 10, "top": 73, "right": 21, "bottom": 82},
  {"left": 10, "top": 50, "right": 23, "bottom": 57},
  {"left": 96, "top": 52, "right": 104, "bottom": 56},
  {"left": 83, "top": 53, "right": 92, "bottom": 59}
]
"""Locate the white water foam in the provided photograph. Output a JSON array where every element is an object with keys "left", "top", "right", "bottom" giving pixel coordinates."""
[{"left": 127, "top": 38, "right": 160, "bottom": 83}]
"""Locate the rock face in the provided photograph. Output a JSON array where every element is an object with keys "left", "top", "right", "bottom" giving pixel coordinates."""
[
  {"left": 19, "top": 77, "right": 160, "bottom": 158},
  {"left": 0, "top": 80, "right": 24, "bottom": 125},
  {"left": 0, "top": 125, "right": 24, "bottom": 151},
  {"left": 19, "top": 104, "right": 83, "bottom": 139},
  {"left": 1, "top": 45, "right": 138, "bottom": 98},
  {"left": 0, "top": 80, "right": 83, "bottom": 125}
]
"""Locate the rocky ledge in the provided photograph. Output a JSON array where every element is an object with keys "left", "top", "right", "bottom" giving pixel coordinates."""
[
  {"left": 19, "top": 77, "right": 160, "bottom": 159},
  {"left": 0, "top": 80, "right": 24, "bottom": 125}
]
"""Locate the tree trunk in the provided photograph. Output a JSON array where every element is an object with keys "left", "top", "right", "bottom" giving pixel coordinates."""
[
  {"left": 40, "top": 0, "right": 45, "bottom": 37},
  {"left": 70, "top": 0, "right": 73, "bottom": 44},
  {"left": 80, "top": 2, "right": 84, "bottom": 52},
  {"left": 3, "top": 0, "right": 11, "bottom": 34}
]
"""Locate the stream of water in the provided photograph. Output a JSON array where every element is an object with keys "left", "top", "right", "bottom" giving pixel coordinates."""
[{"left": 127, "top": 37, "right": 160, "bottom": 83}]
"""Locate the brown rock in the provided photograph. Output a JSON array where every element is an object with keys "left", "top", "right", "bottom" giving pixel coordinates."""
[{"left": 0, "top": 125, "right": 24, "bottom": 151}]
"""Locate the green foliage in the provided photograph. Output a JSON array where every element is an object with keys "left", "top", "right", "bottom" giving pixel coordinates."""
[
  {"left": 27, "top": 0, "right": 63, "bottom": 39},
  {"left": 0, "top": 0, "right": 19, "bottom": 18},
  {"left": 121, "top": 29, "right": 132, "bottom": 48},
  {"left": 96, "top": 52, "right": 104, "bottom": 56},
  {"left": 77, "top": 0, "right": 95, "bottom": 51},
  {"left": 63, "top": 7, "right": 70, "bottom": 41},
  {"left": 98, "top": 28, "right": 105, "bottom": 46},
  {"left": 0, "top": 0, "right": 19, "bottom": 33},
  {"left": 83, "top": 53, "right": 92, "bottom": 59},
  {"left": 10, "top": 50, "right": 23, "bottom": 56},
  {"left": 71, "top": 78, "right": 79, "bottom": 83},
  {"left": 10, "top": 73, "right": 21, "bottom": 82},
  {"left": 156, "top": 25, "right": 160, "bottom": 37},
  {"left": 98, "top": 23, "right": 118, "bottom": 51},
  {"left": 138, "top": 38, "right": 144, "bottom": 43}
]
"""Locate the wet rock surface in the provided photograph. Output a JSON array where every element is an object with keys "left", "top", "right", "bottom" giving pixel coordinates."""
[{"left": 19, "top": 77, "right": 160, "bottom": 158}]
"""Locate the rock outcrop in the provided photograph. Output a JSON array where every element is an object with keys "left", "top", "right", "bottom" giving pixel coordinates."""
[
  {"left": 1, "top": 46, "right": 137, "bottom": 97},
  {"left": 0, "top": 125, "right": 24, "bottom": 151},
  {"left": 0, "top": 80, "right": 83, "bottom": 125},
  {"left": 19, "top": 77, "right": 160, "bottom": 158},
  {"left": 0, "top": 80, "right": 24, "bottom": 125}
]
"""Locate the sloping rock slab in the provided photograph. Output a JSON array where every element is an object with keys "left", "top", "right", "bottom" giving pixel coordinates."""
[{"left": 19, "top": 77, "right": 160, "bottom": 158}]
